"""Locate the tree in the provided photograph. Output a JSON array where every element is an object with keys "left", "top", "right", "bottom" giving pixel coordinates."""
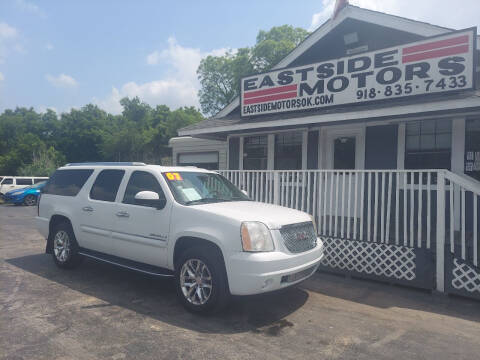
[
  {"left": 198, "top": 48, "right": 253, "bottom": 116},
  {"left": 0, "top": 99, "right": 204, "bottom": 174},
  {"left": 18, "top": 146, "right": 66, "bottom": 177},
  {"left": 197, "top": 25, "right": 309, "bottom": 116},
  {"left": 251, "top": 25, "right": 310, "bottom": 72}
]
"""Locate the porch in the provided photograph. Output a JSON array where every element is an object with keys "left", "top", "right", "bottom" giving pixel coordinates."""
[{"left": 220, "top": 168, "right": 480, "bottom": 299}]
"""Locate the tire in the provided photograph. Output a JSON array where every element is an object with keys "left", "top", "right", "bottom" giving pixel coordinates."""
[
  {"left": 175, "top": 246, "right": 229, "bottom": 314},
  {"left": 23, "top": 195, "right": 36, "bottom": 206},
  {"left": 51, "top": 222, "right": 83, "bottom": 269}
]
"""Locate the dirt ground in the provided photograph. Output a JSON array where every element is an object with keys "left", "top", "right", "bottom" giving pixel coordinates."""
[{"left": 1, "top": 204, "right": 480, "bottom": 360}]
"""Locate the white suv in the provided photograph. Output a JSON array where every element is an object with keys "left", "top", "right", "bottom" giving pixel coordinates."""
[{"left": 36, "top": 162, "right": 324, "bottom": 313}]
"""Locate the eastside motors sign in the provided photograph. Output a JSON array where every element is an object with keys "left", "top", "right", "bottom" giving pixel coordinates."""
[{"left": 240, "top": 28, "right": 476, "bottom": 117}]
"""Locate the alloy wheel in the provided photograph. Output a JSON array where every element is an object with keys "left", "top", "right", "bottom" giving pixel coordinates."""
[
  {"left": 24, "top": 195, "right": 36, "bottom": 206},
  {"left": 53, "top": 230, "right": 71, "bottom": 263},
  {"left": 180, "top": 259, "right": 213, "bottom": 305}
]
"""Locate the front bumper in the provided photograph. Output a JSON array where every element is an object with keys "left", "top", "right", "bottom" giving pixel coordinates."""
[
  {"left": 35, "top": 216, "right": 50, "bottom": 239},
  {"left": 226, "top": 238, "right": 324, "bottom": 295},
  {"left": 4, "top": 195, "right": 24, "bottom": 204}
]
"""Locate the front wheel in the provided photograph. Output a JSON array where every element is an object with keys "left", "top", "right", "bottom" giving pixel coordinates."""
[
  {"left": 23, "top": 195, "right": 37, "bottom": 206},
  {"left": 175, "top": 247, "right": 229, "bottom": 314}
]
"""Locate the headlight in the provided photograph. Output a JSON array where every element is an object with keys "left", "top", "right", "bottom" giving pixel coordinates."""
[
  {"left": 240, "top": 222, "right": 274, "bottom": 252},
  {"left": 309, "top": 215, "right": 318, "bottom": 235}
]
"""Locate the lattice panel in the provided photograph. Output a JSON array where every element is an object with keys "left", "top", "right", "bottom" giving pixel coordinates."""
[
  {"left": 451, "top": 258, "right": 480, "bottom": 293},
  {"left": 320, "top": 237, "right": 416, "bottom": 281}
]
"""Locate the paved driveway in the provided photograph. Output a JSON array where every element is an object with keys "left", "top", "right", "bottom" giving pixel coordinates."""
[{"left": 1, "top": 204, "right": 480, "bottom": 360}]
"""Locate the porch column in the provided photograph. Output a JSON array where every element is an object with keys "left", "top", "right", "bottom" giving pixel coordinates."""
[
  {"left": 267, "top": 134, "right": 275, "bottom": 170},
  {"left": 302, "top": 131, "right": 308, "bottom": 170},
  {"left": 452, "top": 117, "right": 466, "bottom": 175},
  {"left": 239, "top": 136, "right": 244, "bottom": 170},
  {"left": 396, "top": 123, "right": 406, "bottom": 170},
  {"left": 452, "top": 117, "right": 466, "bottom": 231}
]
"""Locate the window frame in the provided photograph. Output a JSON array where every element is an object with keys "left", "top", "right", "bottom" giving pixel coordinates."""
[
  {"left": 42, "top": 169, "right": 94, "bottom": 197},
  {"left": 274, "top": 132, "right": 303, "bottom": 170},
  {"left": 89, "top": 169, "right": 125, "bottom": 203},
  {"left": 121, "top": 170, "right": 167, "bottom": 208},
  {"left": 16, "top": 178, "right": 33, "bottom": 186},
  {"left": 404, "top": 119, "right": 452, "bottom": 171},
  {"left": 243, "top": 135, "right": 268, "bottom": 170},
  {"left": 1, "top": 178, "right": 13, "bottom": 185}
]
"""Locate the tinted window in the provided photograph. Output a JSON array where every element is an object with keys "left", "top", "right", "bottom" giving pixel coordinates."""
[
  {"left": 90, "top": 170, "right": 125, "bottom": 202},
  {"left": 405, "top": 119, "right": 452, "bottom": 170},
  {"left": 123, "top": 171, "right": 165, "bottom": 206},
  {"left": 16, "top": 178, "right": 33, "bottom": 185},
  {"left": 33, "top": 178, "right": 47, "bottom": 184},
  {"left": 2, "top": 178, "right": 13, "bottom": 185},
  {"left": 465, "top": 118, "right": 480, "bottom": 181},
  {"left": 43, "top": 169, "right": 94, "bottom": 196},
  {"left": 275, "top": 132, "right": 303, "bottom": 170},
  {"left": 243, "top": 136, "right": 268, "bottom": 170},
  {"left": 334, "top": 137, "right": 356, "bottom": 169}
]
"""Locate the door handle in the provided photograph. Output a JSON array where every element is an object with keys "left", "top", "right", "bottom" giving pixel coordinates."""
[
  {"left": 116, "top": 211, "right": 130, "bottom": 218},
  {"left": 82, "top": 206, "right": 94, "bottom": 212}
]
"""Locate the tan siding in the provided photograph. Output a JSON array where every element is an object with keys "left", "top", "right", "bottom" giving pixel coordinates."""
[{"left": 169, "top": 137, "right": 227, "bottom": 169}]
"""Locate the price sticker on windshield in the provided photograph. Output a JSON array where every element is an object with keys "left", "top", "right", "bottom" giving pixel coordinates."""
[{"left": 165, "top": 172, "right": 183, "bottom": 181}]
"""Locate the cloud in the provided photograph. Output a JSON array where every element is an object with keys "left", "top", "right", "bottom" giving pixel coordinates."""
[
  {"left": 0, "top": 22, "right": 20, "bottom": 63},
  {"left": 0, "top": 72, "right": 4, "bottom": 81},
  {"left": 0, "top": 22, "right": 17, "bottom": 39},
  {"left": 96, "top": 37, "right": 230, "bottom": 114},
  {"left": 310, "top": 0, "right": 480, "bottom": 31},
  {"left": 146, "top": 51, "right": 161, "bottom": 65},
  {"left": 45, "top": 43, "right": 54, "bottom": 50},
  {"left": 45, "top": 73, "right": 78, "bottom": 88},
  {"left": 15, "top": 0, "right": 46, "bottom": 17}
]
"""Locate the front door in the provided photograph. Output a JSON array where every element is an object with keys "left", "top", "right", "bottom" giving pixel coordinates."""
[
  {"left": 325, "top": 127, "right": 364, "bottom": 170},
  {"left": 324, "top": 128, "right": 365, "bottom": 224},
  {"left": 112, "top": 170, "right": 171, "bottom": 267}
]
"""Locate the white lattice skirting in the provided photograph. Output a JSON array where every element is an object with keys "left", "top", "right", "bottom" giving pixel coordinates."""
[
  {"left": 320, "top": 237, "right": 416, "bottom": 281},
  {"left": 452, "top": 258, "right": 480, "bottom": 293}
]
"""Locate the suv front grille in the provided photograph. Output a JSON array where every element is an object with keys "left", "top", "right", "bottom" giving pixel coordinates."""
[{"left": 279, "top": 222, "right": 317, "bottom": 253}]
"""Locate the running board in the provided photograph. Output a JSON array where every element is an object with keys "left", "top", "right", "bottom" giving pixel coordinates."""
[{"left": 78, "top": 248, "right": 174, "bottom": 277}]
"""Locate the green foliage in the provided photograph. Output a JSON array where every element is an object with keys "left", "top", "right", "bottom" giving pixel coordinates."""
[
  {"left": 0, "top": 98, "right": 204, "bottom": 175},
  {"left": 197, "top": 25, "right": 309, "bottom": 116},
  {"left": 18, "top": 146, "right": 66, "bottom": 177}
]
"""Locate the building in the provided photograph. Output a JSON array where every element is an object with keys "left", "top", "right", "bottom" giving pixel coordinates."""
[
  {"left": 176, "top": 4, "right": 480, "bottom": 300},
  {"left": 169, "top": 136, "right": 227, "bottom": 170}
]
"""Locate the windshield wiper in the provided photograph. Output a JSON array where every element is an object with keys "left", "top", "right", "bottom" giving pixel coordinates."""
[
  {"left": 184, "top": 197, "right": 247, "bottom": 205},
  {"left": 184, "top": 197, "right": 222, "bottom": 205}
]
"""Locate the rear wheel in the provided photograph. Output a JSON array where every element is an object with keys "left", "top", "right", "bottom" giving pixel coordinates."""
[
  {"left": 51, "top": 222, "right": 83, "bottom": 269},
  {"left": 23, "top": 194, "right": 36, "bottom": 206},
  {"left": 175, "top": 246, "right": 229, "bottom": 314}
]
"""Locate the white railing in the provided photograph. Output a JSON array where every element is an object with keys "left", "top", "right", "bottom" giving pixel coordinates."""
[
  {"left": 220, "top": 170, "right": 440, "bottom": 249},
  {"left": 441, "top": 172, "right": 480, "bottom": 267},
  {"left": 220, "top": 169, "right": 480, "bottom": 293}
]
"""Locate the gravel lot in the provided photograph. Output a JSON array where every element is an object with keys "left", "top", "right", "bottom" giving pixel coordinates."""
[{"left": 1, "top": 204, "right": 480, "bottom": 360}]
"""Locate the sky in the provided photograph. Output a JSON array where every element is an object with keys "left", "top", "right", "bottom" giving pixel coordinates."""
[{"left": 1, "top": 0, "right": 480, "bottom": 115}]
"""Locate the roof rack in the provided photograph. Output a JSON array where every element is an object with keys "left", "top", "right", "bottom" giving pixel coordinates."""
[{"left": 65, "top": 162, "right": 147, "bottom": 167}]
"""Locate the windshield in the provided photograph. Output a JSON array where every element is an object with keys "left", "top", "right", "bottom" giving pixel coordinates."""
[
  {"left": 163, "top": 171, "right": 250, "bottom": 205},
  {"left": 29, "top": 181, "right": 46, "bottom": 189}
]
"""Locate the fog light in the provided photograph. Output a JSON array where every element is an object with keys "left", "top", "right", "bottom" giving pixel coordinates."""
[{"left": 262, "top": 278, "right": 274, "bottom": 289}]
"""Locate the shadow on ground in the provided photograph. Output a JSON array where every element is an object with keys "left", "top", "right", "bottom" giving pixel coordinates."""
[
  {"left": 6, "top": 253, "right": 308, "bottom": 335},
  {"left": 304, "top": 270, "right": 480, "bottom": 323}
]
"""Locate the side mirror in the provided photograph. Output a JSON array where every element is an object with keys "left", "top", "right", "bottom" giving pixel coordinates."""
[{"left": 134, "top": 191, "right": 166, "bottom": 209}]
